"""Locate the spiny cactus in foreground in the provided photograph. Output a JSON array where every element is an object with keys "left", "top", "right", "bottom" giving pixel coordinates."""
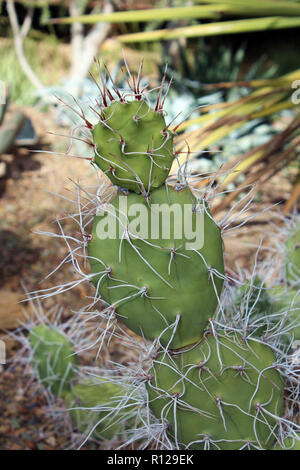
[
  {"left": 24, "top": 58, "right": 300, "bottom": 450},
  {"left": 147, "top": 331, "right": 284, "bottom": 450},
  {"left": 25, "top": 315, "right": 141, "bottom": 445},
  {"left": 29, "top": 324, "right": 76, "bottom": 397},
  {"left": 274, "top": 434, "right": 300, "bottom": 450},
  {"left": 285, "top": 221, "right": 300, "bottom": 286},
  {"left": 65, "top": 378, "right": 139, "bottom": 441}
]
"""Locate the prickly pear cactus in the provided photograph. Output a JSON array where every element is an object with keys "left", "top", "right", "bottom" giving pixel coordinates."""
[
  {"left": 66, "top": 379, "right": 134, "bottom": 440},
  {"left": 88, "top": 184, "right": 224, "bottom": 348},
  {"left": 93, "top": 100, "right": 174, "bottom": 194},
  {"left": 147, "top": 332, "right": 284, "bottom": 450},
  {"left": 234, "top": 275, "right": 272, "bottom": 316},
  {"left": 273, "top": 434, "right": 300, "bottom": 450},
  {"left": 29, "top": 325, "right": 76, "bottom": 397},
  {"left": 23, "top": 59, "right": 300, "bottom": 451},
  {"left": 270, "top": 285, "right": 300, "bottom": 342},
  {"left": 285, "top": 223, "right": 300, "bottom": 286},
  {"left": 87, "top": 65, "right": 224, "bottom": 348}
]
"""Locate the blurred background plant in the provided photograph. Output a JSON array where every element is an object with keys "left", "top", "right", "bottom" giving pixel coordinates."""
[
  {"left": 42, "top": 0, "right": 300, "bottom": 212},
  {"left": 0, "top": 0, "right": 300, "bottom": 450}
]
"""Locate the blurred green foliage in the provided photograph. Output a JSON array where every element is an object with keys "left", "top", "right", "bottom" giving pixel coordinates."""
[{"left": 0, "top": 34, "right": 67, "bottom": 105}]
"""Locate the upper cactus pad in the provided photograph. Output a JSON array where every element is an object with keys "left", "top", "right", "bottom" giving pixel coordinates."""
[{"left": 92, "top": 100, "right": 174, "bottom": 194}]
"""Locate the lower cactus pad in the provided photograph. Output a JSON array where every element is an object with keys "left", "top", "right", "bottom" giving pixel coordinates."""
[{"left": 147, "top": 332, "right": 284, "bottom": 450}]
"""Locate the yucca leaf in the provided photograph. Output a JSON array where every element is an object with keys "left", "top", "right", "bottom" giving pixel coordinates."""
[
  {"left": 203, "top": 68, "right": 300, "bottom": 89},
  {"left": 196, "top": 0, "right": 300, "bottom": 17},
  {"left": 213, "top": 130, "right": 300, "bottom": 214},
  {"left": 221, "top": 148, "right": 265, "bottom": 185},
  {"left": 117, "top": 17, "right": 300, "bottom": 43},
  {"left": 49, "top": 5, "right": 227, "bottom": 25},
  {"left": 49, "top": 1, "right": 300, "bottom": 25},
  {"left": 177, "top": 69, "right": 300, "bottom": 135}
]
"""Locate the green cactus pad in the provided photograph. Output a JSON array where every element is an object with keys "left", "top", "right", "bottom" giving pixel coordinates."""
[
  {"left": 233, "top": 276, "right": 273, "bottom": 338},
  {"left": 235, "top": 276, "right": 272, "bottom": 316},
  {"left": 88, "top": 184, "right": 224, "bottom": 348},
  {"left": 269, "top": 286, "right": 300, "bottom": 342},
  {"left": 66, "top": 379, "right": 137, "bottom": 440},
  {"left": 92, "top": 100, "right": 174, "bottom": 194},
  {"left": 273, "top": 434, "right": 300, "bottom": 450},
  {"left": 29, "top": 325, "right": 76, "bottom": 397},
  {"left": 285, "top": 223, "right": 300, "bottom": 285},
  {"left": 147, "top": 332, "right": 284, "bottom": 450}
]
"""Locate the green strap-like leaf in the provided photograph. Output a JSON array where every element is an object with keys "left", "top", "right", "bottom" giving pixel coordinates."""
[
  {"left": 117, "top": 16, "right": 300, "bottom": 43},
  {"left": 49, "top": 5, "right": 227, "bottom": 24}
]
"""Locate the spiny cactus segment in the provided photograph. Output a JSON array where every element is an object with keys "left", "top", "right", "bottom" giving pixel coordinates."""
[
  {"left": 29, "top": 325, "right": 76, "bottom": 397},
  {"left": 273, "top": 434, "right": 300, "bottom": 450},
  {"left": 285, "top": 222, "right": 300, "bottom": 286},
  {"left": 92, "top": 100, "right": 174, "bottom": 194},
  {"left": 88, "top": 184, "right": 224, "bottom": 348},
  {"left": 147, "top": 331, "right": 284, "bottom": 450},
  {"left": 66, "top": 378, "right": 137, "bottom": 441}
]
